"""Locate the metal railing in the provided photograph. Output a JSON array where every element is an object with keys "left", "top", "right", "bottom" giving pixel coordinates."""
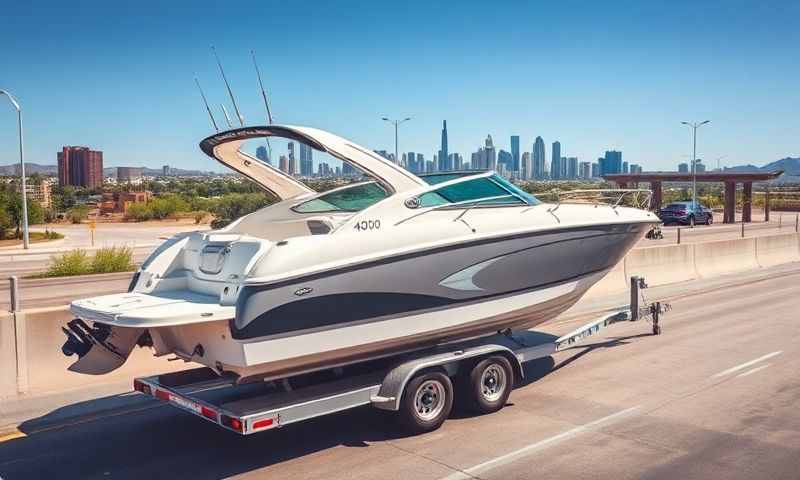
[{"left": 539, "top": 189, "right": 653, "bottom": 212}]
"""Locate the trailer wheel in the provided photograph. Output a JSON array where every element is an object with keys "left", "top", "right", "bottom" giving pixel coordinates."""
[
  {"left": 465, "top": 356, "right": 513, "bottom": 414},
  {"left": 398, "top": 371, "right": 453, "bottom": 434}
]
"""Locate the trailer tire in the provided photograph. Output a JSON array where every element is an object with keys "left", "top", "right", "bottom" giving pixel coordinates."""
[
  {"left": 465, "top": 356, "right": 513, "bottom": 415},
  {"left": 398, "top": 371, "right": 453, "bottom": 434}
]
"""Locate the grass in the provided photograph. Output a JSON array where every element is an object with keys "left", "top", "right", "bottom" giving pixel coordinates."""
[
  {"left": 42, "top": 246, "right": 136, "bottom": 278},
  {"left": 0, "top": 230, "right": 64, "bottom": 247}
]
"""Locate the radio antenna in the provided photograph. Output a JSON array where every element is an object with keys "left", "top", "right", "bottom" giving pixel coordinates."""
[
  {"left": 193, "top": 75, "right": 219, "bottom": 132},
  {"left": 220, "top": 104, "right": 234, "bottom": 128},
  {"left": 251, "top": 50, "right": 274, "bottom": 124},
  {"left": 212, "top": 45, "right": 245, "bottom": 127}
]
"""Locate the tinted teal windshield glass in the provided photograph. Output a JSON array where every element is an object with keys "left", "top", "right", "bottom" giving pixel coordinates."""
[
  {"left": 294, "top": 182, "right": 388, "bottom": 213},
  {"left": 489, "top": 175, "right": 540, "bottom": 205},
  {"left": 419, "top": 172, "right": 477, "bottom": 185},
  {"left": 415, "top": 174, "right": 539, "bottom": 208}
]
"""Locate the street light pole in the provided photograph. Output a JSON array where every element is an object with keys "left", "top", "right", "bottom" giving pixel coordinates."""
[
  {"left": 382, "top": 116, "right": 411, "bottom": 164},
  {"left": 681, "top": 120, "right": 710, "bottom": 208},
  {"left": 0, "top": 89, "right": 29, "bottom": 249}
]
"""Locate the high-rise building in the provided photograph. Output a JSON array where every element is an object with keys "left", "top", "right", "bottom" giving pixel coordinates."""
[
  {"left": 580, "top": 161, "right": 591, "bottom": 179},
  {"left": 591, "top": 162, "right": 600, "bottom": 178},
  {"left": 374, "top": 150, "right": 390, "bottom": 160},
  {"left": 417, "top": 154, "right": 426, "bottom": 172},
  {"left": 57, "top": 146, "right": 103, "bottom": 188},
  {"left": 407, "top": 152, "right": 417, "bottom": 173},
  {"left": 560, "top": 157, "right": 568, "bottom": 179},
  {"left": 510, "top": 135, "right": 520, "bottom": 173},
  {"left": 299, "top": 143, "right": 313, "bottom": 176},
  {"left": 551, "top": 142, "right": 561, "bottom": 180},
  {"left": 117, "top": 167, "right": 143, "bottom": 184},
  {"left": 603, "top": 150, "right": 623, "bottom": 174},
  {"left": 629, "top": 164, "right": 643, "bottom": 174},
  {"left": 678, "top": 162, "right": 689, "bottom": 173},
  {"left": 449, "top": 153, "right": 463, "bottom": 170},
  {"left": 342, "top": 161, "right": 357, "bottom": 176},
  {"left": 521, "top": 152, "right": 532, "bottom": 180},
  {"left": 485, "top": 135, "right": 496, "bottom": 171},
  {"left": 567, "top": 157, "right": 578, "bottom": 179},
  {"left": 533, "top": 137, "right": 546, "bottom": 179},
  {"left": 695, "top": 159, "right": 706, "bottom": 173},
  {"left": 162, "top": 165, "right": 170, "bottom": 176},
  {"left": 438, "top": 120, "right": 449, "bottom": 172},
  {"left": 279, "top": 155, "right": 288, "bottom": 173},
  {"left": 498, "top": 150, "right": 513, "bottom": 171},
  {"left": 622, "top": 161, "right": 629, "bottom": 174},
  {"left": 256, "top": 145, "right": 271, "bottom": 165}
]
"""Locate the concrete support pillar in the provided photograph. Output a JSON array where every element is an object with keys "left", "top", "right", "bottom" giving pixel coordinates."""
[
  {"left": 724, "top": 181, "right": 737, "bottom": 223},
  {"left": 742, "top": 182, "right": 753, "bottom": 223},
  {"left": 764, "top": 186, "right": 771, "bottom": 222},
  {"left": 617, "top": 181, "right": 629, "bottom": 189},
  {"left": 650, "top": 181, "right": 662, "bottom": 211}
]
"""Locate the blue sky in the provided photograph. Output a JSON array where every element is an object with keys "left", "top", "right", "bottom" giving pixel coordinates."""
[{"left": 0, "top": 0, "right": 798, "bottom": 172}]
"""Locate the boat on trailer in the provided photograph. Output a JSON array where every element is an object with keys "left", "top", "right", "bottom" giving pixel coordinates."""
[{"left": 61, "top": 125, "right": 660, "bottom": 384}]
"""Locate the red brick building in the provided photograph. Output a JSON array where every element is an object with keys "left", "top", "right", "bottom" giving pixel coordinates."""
[{"left": 57, "top": 146, "right": 104, "bottom": 188}]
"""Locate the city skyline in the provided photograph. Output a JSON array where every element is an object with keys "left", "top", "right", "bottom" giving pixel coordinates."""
[{"left": 0, "top": 2, "right": 798, "bottom": 172}]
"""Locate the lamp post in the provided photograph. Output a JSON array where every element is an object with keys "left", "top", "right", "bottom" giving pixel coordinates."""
[
  {"left": 0, "top": 89, "right": 29, "bottom": 249},
  {"left": 681, "top": 120, "right": 710, "bottom": 208},
  {"left": 382, "top": 116, "right": 411, "bottom": 165}
]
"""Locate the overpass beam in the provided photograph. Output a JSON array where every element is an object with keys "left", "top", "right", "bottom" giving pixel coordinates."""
[
  {"left": 650, "top": 181, "right": 662, "bottom": 211},
  {"left": 724, "top": 181, "right": 736, "bottom": 223},
  {"left": 742, "top": 182, "right": 753, "bottom": 223}
]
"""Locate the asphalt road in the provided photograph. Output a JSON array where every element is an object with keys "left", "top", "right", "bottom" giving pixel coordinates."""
[{"left": 1, "top": 268, "right": 798, "bottom": 479}]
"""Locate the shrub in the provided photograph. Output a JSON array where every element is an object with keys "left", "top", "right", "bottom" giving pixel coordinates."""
[
  {"left": 47, "top": 249, "right": 90, "bottom": 276},
  {"left": 125, "top": 202, "right": 152, "bottom": 221},
  {"left": 210, "top": 218, "right": 231, "bottom": 229},
  {"left": 91, "top": 246, "right": 135, "bottom": 273},
  {"left": 68, "top": 205, "right": 89, "bottom": 224}
]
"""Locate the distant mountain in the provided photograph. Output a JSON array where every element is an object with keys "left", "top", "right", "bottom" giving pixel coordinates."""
[
  {"left": 0, "top": 162, "right": 57, "bottom": 176},
  {"left": 0, "top": 163, "right": 216, "bottom": 177},
  {"left": 724, "top": 157, "right": 800, "bottom": 183}
]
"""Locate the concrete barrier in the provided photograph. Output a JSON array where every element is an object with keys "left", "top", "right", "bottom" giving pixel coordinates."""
[
  {"left": 694, "top": 238, "right": 758, "bottom": 278},
  {"left": 755, "top": 233, "right": 800, "bottom": 268},
  {"left": 624, "top": 244, "right": 697, "bottom": 287},
  {"left": 3, "top": 305, "right": 190, "bottom": 400},
  {"left": 1, "top": 311, "right": 17, "bottom": 401},
  {"left": 583, "top": 259, "right": 627, "bottom": 298}
]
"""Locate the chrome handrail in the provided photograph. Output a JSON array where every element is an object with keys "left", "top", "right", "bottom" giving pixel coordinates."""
[{"left": 535, "top": 189, "right": 653, "bottom": 211}]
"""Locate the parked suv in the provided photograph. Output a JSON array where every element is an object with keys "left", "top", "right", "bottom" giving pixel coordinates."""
[{"left": 658, "top": 201, "right": 713, "bottom": 226}]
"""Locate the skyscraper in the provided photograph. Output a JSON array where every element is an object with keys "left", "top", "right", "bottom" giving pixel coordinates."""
[
  {"left": 521, "top": 152, "right": 532, "bottom": 180},
  {"left": 256, "top": 145, "right": 270, "bottom": 164},
  {"left": 510, "top": 135, "right": 520, "bottom": 173},
  {"left": 560, "top": 157, "right": 568, "bottom": 179},
  {"left": 438, "top": 121, "right": 449, "bottom": 172},
  {"left": 279, "top": 155, "right": 288, "bottom": 173},
  {"left": 580, "top": 161, "right": 591, "bottom": 179},
  {"left": 603, "top": 150, "right": 623, "bottom": 174},
  {"left": 622, "top": 161, "right": 629, "bottom": 174},
  {"left": 533, "top": 137, "right": 546, "bottom": 179},
  {"left": 299, "top": 143, "right": 313, "bottom": 176},
  {"left": 57, "top": 146, "right": 103, "bottom": 188},
  {"left": 498, "top": 150, "right": 513, "bottom": 172},
  {"left": 678, "top": 162, "right": 689, "bottom": 173},
  {"left": 407, "top": 152, "right": 417, "bottom": 173},
  {"left": 485, "top": 135, "right": 496, "bottom": 171},
  {"left": 567, "top": 157, "right": 578, "bottom": 179},
  {"left": 551, "top": 141, "right": 561, "bottom": 180}
]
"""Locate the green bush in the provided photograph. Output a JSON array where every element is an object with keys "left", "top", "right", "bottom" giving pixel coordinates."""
[
  {"left": 125, "top": 202, "right": 153, "bottom": 221},
  {"left": 91, "top": 246, "right": 135, "bottom": 273},
  {"left": 46, "top": 249, "right": 90, "bottom": 276},
  {"left": 68, "top": 205, "right": 89, "bottom": 224}
]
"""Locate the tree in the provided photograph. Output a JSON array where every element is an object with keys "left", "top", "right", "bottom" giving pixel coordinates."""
[
  {"left": 8, "top": 194, "right": 44, "bottom": 238},
  {"left": 67, "top": 205, "right": 89, "bottom": 224}
]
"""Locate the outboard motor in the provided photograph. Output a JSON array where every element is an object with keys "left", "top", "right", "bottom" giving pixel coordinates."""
[{"left": 61, "top": 318, "right": 144, "bottom": 375}]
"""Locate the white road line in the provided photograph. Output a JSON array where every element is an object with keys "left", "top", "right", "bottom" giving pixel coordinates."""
[
  {"left": 440, "top": 406, "right": 641, "bottom": 480},
  {"left": 736, "top": 363, "right": 772, "bottom": 378},
  {"left": 712, "top": 351, "right": 783, "bottom": 378}
]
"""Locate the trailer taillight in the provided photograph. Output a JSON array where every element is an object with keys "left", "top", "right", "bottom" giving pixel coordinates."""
[
  {"left": 155, "top": 389, "right": 170, "bottom": 401},
  {"left": 221, "top": 415, "right": 244, "bottom": 433},
  {"left": 252, "top": 418, "right": 275, "bottom": 430},
  {"left": 133, "top": 379, "right": 151, "bottom": 395},
  {"left": 201, "top": 406, "right": 218, "bottom": 421}
]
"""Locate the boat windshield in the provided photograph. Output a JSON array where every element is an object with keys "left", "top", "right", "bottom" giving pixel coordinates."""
[
  {"left": 415, "top": 174, "right": 540, "bottom": 208},
  {"left": 293, "top": 182, "right": 389, "bottom": 213}
]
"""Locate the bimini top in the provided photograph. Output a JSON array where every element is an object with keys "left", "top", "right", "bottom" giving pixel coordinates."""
[{"left": 200, "top": 125, "right": 427, "bottom": 200}]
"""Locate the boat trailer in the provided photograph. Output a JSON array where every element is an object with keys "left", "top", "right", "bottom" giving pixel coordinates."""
[{"left": 132, "top": 276, "right": 668, "bottom": 435}]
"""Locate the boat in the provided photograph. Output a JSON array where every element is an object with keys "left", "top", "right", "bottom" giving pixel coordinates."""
[{"left": 61, "top": 125, "right": 660, "bottom": 382}]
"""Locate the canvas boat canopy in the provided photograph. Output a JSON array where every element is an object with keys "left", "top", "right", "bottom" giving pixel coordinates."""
[{"left": 200, "top": 125, "right": 427, "bottom": 201}]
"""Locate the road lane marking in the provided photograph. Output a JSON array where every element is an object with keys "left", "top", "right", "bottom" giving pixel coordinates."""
[
  {"left": 440, "top": 406, "right": 642, "bottom": 480},
  {"left": 712, "top": 351, "right": 783, "bottom": 378},
  {"left": 736, "top": 363, "right": 772, "bottom": 378},
  {"left": 0, "top": 428, "right": 26, "bottom": 443}
]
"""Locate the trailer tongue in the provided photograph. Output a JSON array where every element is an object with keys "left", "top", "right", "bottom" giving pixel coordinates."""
[{"left": 132, "top": 276, "right": 668, "bottom": 435}]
